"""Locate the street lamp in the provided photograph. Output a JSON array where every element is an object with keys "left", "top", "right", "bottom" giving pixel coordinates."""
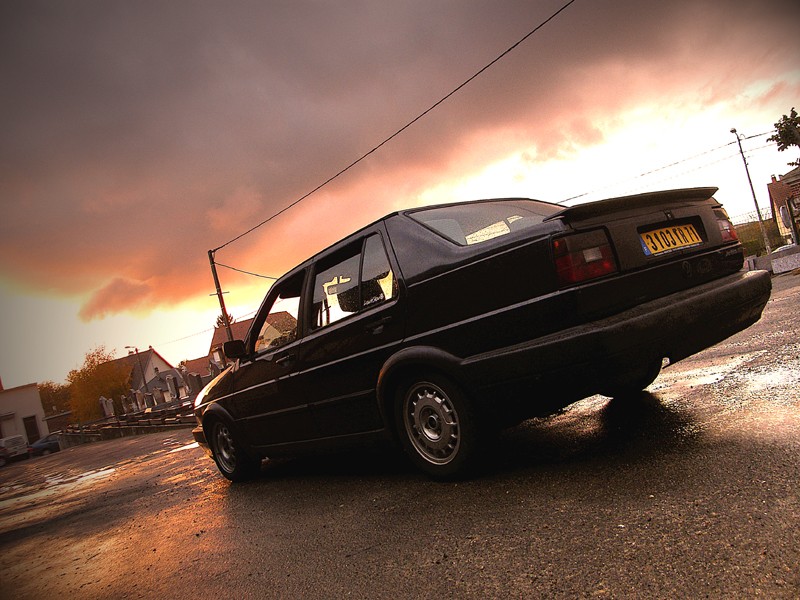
[
  {"left": 731, "top": 128, "right": 772, "bottom": 255},
  {"left": 124, "top": 346, "right": 150, "bottom": 394}
]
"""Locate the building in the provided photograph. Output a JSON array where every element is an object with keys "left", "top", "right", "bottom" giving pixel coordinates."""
[
  {"left": 105, "top": 347, "right": 191, "bottom": 413},
  {"left": 208, "top": 318, "right": 254, "bottom": 372},
  {"left": 207, "top": 313, "right": 296, "bottom": 373},
  {"left": 181, "top": 356, "right": 212, "bottom": 377},
  {"left": 0, "top": 381, "right": 49, "bottom": 444},
  {"left": 112, "top": 347, "right": 173, "bottom": 393},
  {"left": 767, "top": 166, "right": 800, "bottom": 245}
]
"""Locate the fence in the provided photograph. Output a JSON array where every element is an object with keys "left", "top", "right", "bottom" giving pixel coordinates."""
[
  {"left": 729, "top": 208, "right": 786, "bottom": 257},
  {"left": 60, "top": 399, "right": 196, "bottom": 447}
]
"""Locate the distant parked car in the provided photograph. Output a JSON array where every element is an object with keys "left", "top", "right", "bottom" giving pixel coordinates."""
[
  {"left": 28, "top": 433, "right": 61, "bottom": 457},
  {"left": 771, "top": 243, "right": 796, "bottom": 254},
  {"left": 0, "top": 435, "right": 29, "bottom": 466},
  {"left": 194, "top": 187, "right": 772, "bottom": 480}
]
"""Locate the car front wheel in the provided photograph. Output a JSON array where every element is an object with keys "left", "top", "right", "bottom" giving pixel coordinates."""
[
  {"left": 396, "top": 373, "right": 479, "bottom": 480},
  {"left": 207, "top": 418, "right": 259, "bottom": 482}
]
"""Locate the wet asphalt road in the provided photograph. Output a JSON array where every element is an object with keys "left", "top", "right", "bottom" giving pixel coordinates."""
[{"left": 1, "top": 273, "right": 798, "bottom": 599}]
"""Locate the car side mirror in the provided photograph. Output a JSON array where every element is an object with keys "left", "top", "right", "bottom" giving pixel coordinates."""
[{"left": 223, "top": 339, "right": 247, "bottom": 360}]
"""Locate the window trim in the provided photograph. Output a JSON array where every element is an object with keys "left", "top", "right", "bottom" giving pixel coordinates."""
[
  {"left": 310, "top": 242, "right": 363, "bottom": 331},
  {"left": 307, "top": 231, "right": 396, "bottom": 333},
  {"left": 248, "top": 268, "right": 307, "bottom": 357}
]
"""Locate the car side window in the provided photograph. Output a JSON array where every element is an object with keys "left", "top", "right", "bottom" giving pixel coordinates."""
[
  {"left": 254, "top": 273, "right": 303, "bottom": 353},
  {"left": 312, "top": 244, "right": 361, "bottom": 329},
  {"left": 361, "top": 234, "right": 397, "bottom": 308},
  {"left": 311, "top": 234, "right": 397, "bottom": 330}
]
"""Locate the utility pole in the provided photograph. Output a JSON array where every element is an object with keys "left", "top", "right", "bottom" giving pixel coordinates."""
[
  {"left": 208, "top": 249, "right": 234, "bottom": 342},
  {"left": 731, "top": 128, "right": 772, "bottom": 255}
]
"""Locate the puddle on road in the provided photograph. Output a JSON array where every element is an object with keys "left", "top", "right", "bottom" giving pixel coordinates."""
[
  {"left": 0, "top": 467, "right": 117, "bottom": 510},
  {"left": 743, "top": 364, "right": 800, "bottom": 394},
  {"left": 42, "top": 467, "right": 117, "bottom": 490},
  {"left": 0, "top": 483, "right": 25, "bottom": 496},
  {"left": 652, "top": 351, "right": 766, "bottom": 391},
  {"left": 161, "top": 437, "right": 184, "bottom": 447},
  {"left": 169, "top": 442, "right": 199, "bottom": 453},
  {"left": 651, "top": 349, "right": 800, "bottom": 410}
]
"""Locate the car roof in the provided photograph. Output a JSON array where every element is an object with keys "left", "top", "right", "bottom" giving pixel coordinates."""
[{"left": 282, "top": 197, "right": 558, "bottom": 276}]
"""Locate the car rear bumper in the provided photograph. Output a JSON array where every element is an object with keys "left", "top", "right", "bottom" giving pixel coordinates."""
[{"left": 465, "top": 269, "right": 772, "bottom": 411}]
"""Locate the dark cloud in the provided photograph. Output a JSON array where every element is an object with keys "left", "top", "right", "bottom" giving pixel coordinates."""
[{"left": 1, "top": 0, "right": 798, "bottom": 317}]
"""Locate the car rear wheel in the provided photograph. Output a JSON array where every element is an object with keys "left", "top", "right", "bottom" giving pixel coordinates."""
[
  {"left": 601, "top": 359, "right": 663, "bottom": 399},
  {"left": 396, "top": 373, "right": 479, "bottom": 480},
  {"left": 207, "top": 418, "right": 259, "bottom": 482}
]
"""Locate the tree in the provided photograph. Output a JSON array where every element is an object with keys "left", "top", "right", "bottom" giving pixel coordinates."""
[
  {"left": 67, "top": 346, "right": 130, "bottom": 422},
  {"left": 38, "top": 381, "right": 71, "bottom": 416},
  {"left": 768, "top": 107, "right": 800, "bottom": 167},
  {"left": 215, "top": 312, "right": 235, "bottom": 328}
]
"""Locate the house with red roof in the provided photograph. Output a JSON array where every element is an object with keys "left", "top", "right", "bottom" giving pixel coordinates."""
[{"left": 205, "top": 312, "right": 297, "bottom": 373}]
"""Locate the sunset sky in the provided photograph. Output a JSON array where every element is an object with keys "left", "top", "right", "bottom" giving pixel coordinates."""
[{"left": 1, "top": 0, "right": 799, "bottom": 389}]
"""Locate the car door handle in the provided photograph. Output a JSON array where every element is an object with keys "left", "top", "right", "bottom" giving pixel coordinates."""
[
  {"left": 365, "top": 316, "right": 392, "bottom": 334},
  {"left": 275, "top": 353, "right": 296, "bottom": 367}
]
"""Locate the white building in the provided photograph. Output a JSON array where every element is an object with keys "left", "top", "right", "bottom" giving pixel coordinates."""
[{"left": 0, "top": 382, "right": 49, "bottom": 444}]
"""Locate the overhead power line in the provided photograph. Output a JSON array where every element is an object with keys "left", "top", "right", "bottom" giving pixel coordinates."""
[
  {"left": 211, "top": 0, "right": 579, "bottom": 253},
  {"left": 215, "top": 262, "right": 278, "bottom": 280},
  {"left": 559, "top": 131, "right": 776, "bottom": 204}
]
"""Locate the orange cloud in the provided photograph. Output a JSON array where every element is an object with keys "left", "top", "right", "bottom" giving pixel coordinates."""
[{"left": 79, "top": 278, "right": 154, "bottom": 321}]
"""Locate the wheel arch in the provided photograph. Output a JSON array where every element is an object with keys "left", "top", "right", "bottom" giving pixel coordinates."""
[
  {"left": 376, "top": 346, "right": 470, "bottom": 431},
  {"left": 200, "top": 403, "right": 238, "bottom": 438},
  {"left": 201, "top": 403, "right": 261, "bottom": 481}
]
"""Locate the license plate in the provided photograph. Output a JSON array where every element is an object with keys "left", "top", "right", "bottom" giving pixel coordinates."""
[{"left": 640, "top": 224, "right": 702, "bottom": 256}]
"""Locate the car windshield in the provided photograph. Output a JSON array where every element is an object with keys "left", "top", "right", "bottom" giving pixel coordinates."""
[{"left": 408, "top": 199, "right": 560, "bottom": 246}]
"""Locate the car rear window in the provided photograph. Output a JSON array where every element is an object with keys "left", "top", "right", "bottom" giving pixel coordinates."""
[{"left": 408, "top": 199, "right": 560, "bottom": 246}]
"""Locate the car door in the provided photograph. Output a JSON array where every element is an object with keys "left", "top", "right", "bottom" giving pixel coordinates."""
[
  {"left": 229, "top": 269, "right": 320, "bottom": 446},
  {"left": 299, "top": 229, "right": 404, "bottom": 438}
]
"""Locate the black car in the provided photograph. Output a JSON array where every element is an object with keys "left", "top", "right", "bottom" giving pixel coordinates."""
[{"left": 194, "top": 188, "right": 771, "bottom": 480}]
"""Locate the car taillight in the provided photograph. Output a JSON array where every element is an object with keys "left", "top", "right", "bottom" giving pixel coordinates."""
[
  {"left": 713, "top": 208, "right": 738, "bottom": 243},
  {"left": 552, "top": 230, "right": 618, "bottom": 285},
  {"left": 717, "top": 217, "right": 738, "bottom": 243}
]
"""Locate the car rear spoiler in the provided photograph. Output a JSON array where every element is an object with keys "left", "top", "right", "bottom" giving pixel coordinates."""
[{"left": 545, "top": 187, "right": 720, "bottom": 222}]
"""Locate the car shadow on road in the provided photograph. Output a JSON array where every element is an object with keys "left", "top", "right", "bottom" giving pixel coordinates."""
[
  {"left": 255, "top": 442, "right": 412, "bottom": 481},
  {"left": 484, "top": 392, "right": 702, "bottom": 474}
]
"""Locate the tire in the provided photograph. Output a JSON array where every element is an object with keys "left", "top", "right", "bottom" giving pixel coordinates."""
[
  {"left": 395, "top": 373, "right": 479, "bottom": 480},
  {"left": 207, "top": 418, "right": 260, "bottom": 482},
  {"left": 601, "top": 359, "right": 662, "bottom": 399}
]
